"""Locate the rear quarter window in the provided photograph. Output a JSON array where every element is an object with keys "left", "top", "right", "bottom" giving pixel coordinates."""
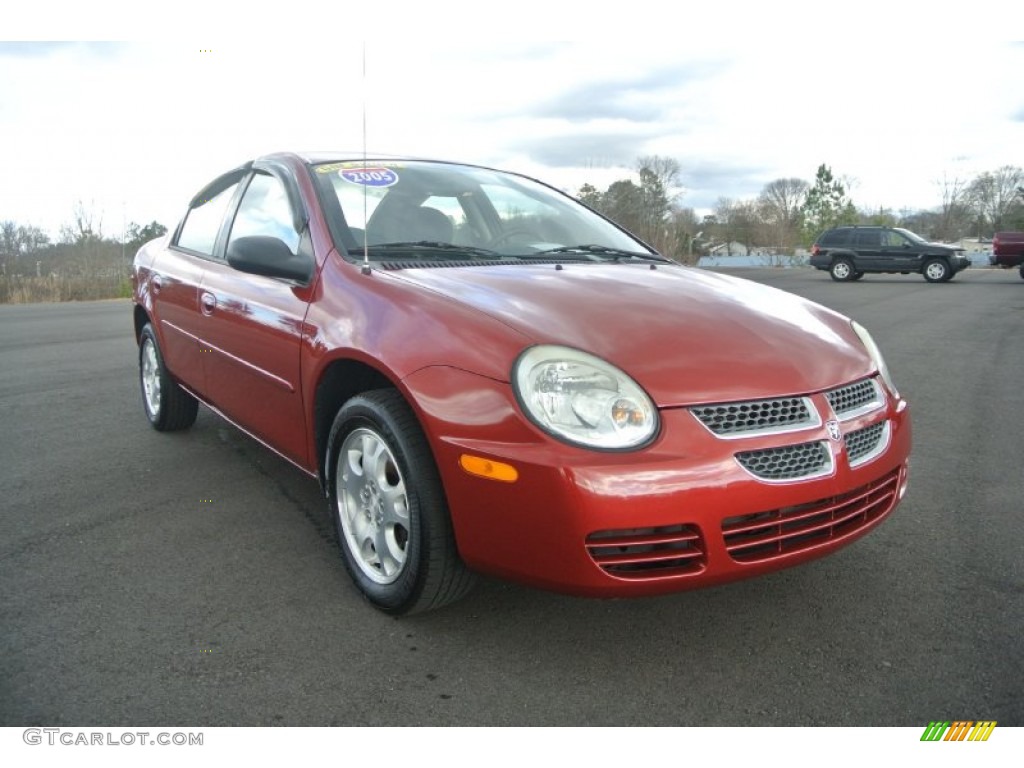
[{"left": 819, "top": 229, "right": 850, "bottom": 247}]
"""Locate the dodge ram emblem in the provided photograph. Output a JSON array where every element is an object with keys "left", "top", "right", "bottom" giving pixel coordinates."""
[{"left": 826, "top": 420, "right": 842, "bottom": 442}]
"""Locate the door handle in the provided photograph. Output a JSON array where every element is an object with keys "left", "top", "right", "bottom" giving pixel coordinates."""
[{"left": 200, "top": 292, "right": 217, "bottom": 315}]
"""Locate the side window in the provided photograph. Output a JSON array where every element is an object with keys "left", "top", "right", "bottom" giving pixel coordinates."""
[
  {"left": 854, "top": 230, "right": 881, "bottom": 248},
  {"left": 882, "top": 231, "right": 907, "bottom": 247},
  {"left": 821, "top": 229, "right": 849, "bottom": 247},
  {"left": 228, "top": 173, "right": 300, "bottom": 256},
  {"left": 176, "top": 183, "right": 239, "bottom": 256}
]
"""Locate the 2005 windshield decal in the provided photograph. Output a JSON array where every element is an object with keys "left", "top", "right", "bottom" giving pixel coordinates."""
[{"left": 339, "top": 167, "right": 399, "bottom": 187}]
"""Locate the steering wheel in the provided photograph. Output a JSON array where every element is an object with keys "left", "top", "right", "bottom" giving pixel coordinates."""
[{"left": 489, "top": 227, "right": 539, "bottom": 247}]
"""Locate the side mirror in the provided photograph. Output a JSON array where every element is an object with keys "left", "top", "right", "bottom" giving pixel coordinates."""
[{"left": 226, "top": 236, "right": 313, "bottom": 283}]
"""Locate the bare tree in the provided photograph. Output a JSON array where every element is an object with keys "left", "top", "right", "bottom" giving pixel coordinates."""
[
  {"left": 758, "top": 178, "right": 808, "bottom": 250},
  {"left": 712, "top": 198, "right": 759, "bottom": 257},
  {"left": 60, "top": 200, "right": 103, "bottom": 245},
  {"left": 636, "top": 155, "right": 681, "bottom": 200},
  {"left": 967, "top": 165, "right": 1024, "bottom": 234},
  {"left": 0, "top": 221, "right": 18, "bottom": 263},
  {"left": 56, "top": 201, "right": 108, "bottom": 275},
  {"left": 0, "top": 220, "right": 50, "bottom": 274},
  {"left": 932, "top": 174, "right": 971, "bottom": 241},
  {"left": 665, "top": 205, "right": 700, "bottom": 265},
  {"left": 712, "top": 198, "right": 737, "bottom": 255}
]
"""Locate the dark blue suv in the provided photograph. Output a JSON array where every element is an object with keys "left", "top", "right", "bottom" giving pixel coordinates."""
[{"left": 810, "top": 226, "right": 969, "bottom": 283}]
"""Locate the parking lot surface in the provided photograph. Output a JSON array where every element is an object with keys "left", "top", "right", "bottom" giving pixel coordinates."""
[{"left": 1, "top": 267, "right": 1021, "bottom": 726}]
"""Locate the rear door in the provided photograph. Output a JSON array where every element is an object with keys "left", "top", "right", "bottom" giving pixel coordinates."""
[
  {"left": 154, "top": 178, "right": 242, "bottom": 393},
  {"left": 852, "top": 229, "right": 883, "bottom": 270}
]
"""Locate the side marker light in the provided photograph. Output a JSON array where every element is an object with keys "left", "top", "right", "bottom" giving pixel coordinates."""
[{"left": 459, "top": 454, "right": 519, "bottom": 483}]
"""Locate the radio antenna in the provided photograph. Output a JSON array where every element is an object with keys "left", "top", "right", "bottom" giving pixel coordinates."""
[{"left": 361, "top": 42, "right": 371, "bottom": 275}]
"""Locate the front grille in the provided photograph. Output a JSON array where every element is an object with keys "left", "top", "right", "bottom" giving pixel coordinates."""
[
  {"left": 845, "top": 421, "right": 889, "bottom": 466},
  {"left": 826, "top": 378, "right": 882, "bottom": 418},
  {"left": 586, "top": 524, "right": 705, "bottom": 578},
  {"left": 690, "top": 397, "right": 814, "bottom": 436},
  {"left": 735, "top": 441, "right": 831, "bottom": 481},
  {"left": 721, "top": 468, "right": 901, "bottom": 562}
]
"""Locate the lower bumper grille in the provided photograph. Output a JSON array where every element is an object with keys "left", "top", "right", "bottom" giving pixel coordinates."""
[
  {"left": 721, "top": 468, "right": 900, "bottom": 562},
  {"left": 586, "top": 524, "right": 706, "bottom": 578}
]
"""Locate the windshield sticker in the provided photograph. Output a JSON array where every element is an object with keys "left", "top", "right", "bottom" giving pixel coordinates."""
[
  {"left": 315, "top": 163, "right": 346, "bottom": 174},
  {"left": 339, "top": 167, "right": 400, "bottom": 188}
]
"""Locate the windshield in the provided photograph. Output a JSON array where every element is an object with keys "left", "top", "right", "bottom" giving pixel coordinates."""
[
  {"left": 310, "top": 160, "right": 658, "bottom": 261},
  {"left": 894, "top": 227, "right": 928, "bottom": 244}
]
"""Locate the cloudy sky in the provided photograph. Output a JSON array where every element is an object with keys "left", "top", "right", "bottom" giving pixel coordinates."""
[{"left": 3, "top": 10, "right": 1022, "bottom": 238}]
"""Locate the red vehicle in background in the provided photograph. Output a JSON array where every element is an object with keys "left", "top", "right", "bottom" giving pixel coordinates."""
[{"left": 991, "top": 232, "right": 1024, "bottom": 278}]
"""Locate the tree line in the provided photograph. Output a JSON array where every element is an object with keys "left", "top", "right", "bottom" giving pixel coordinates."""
[
  {"left": 577, "top": 158, "right": 1024, "bottom": 264},
  {"left": 0, "top": 204, "right": 167, "bottom": 303},
  {"left": 1, "top": 206, "right": 167, "bottom": 279}
]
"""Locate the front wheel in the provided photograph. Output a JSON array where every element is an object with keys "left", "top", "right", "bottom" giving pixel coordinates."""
[
  {"left": 923, "top": 258, "right": 951, "bottom": 283},
  {"left": 830, "top": 258, "right": 855, "bottom": 282},
  {"left": 326, "top": 389, "right": 475, "bottom": 614},
  {"left": 139, "top": 323, "right": 198, "bottom": 431}
]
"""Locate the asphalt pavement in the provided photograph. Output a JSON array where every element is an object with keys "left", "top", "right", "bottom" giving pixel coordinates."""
[{"left": 1, "top": 267, "right": 1021, "bottom": 726}]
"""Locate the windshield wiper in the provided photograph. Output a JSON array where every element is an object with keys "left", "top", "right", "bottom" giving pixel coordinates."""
[
  {"left": 364, "top": 241, "right": 502, "bottom": 259},
  {"left": 534, "top": 244, "right": 668, "bottom": 262}
]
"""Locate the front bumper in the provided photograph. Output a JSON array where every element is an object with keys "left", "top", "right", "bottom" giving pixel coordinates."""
[{"left": 404, "top": 366, "right": 911, "bottom": 597}]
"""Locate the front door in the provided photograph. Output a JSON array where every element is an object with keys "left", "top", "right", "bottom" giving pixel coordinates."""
[{"left": 196, "top": 172, "right": 315, "bottom": 467}]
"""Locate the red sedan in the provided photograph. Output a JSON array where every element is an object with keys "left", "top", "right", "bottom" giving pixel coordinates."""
[{"left": 132, "top": 153, "right": 911, "bottom": 614}]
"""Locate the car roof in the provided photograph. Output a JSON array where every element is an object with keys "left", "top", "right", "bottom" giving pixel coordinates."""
[{"left": 257, "top": 150, "right": 466, "bottom": 166}]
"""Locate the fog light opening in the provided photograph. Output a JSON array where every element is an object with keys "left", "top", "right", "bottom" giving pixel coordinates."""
[{"left": 898, "top": 461, "right": 910, "bottom": 500}]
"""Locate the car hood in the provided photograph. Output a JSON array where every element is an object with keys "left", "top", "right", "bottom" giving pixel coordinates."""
[
  {"left": 919, "top": 241, "right": 962, "bottom": 252},
  {"left": 391, "top": 263, "right": 874, "bottom": 407}
]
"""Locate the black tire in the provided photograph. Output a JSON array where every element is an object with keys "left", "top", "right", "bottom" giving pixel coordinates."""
[
  {"left": 138, "top": 323, "right": 198, "bottom": 431},
  {"left": 1019, "top": 265, "right": 1023, "bottom": 280},
  {"left": 851, "top": 272, "right": 865, "bottom": 281},
  {"left": 923, "top": 258, "right": 951, "bottom": 283},
  {"left": 326, "top": 389, "right": 475, "bottom": 614},
  {"left": 829, "top": 258, "right": 855, "bottom": 282}
]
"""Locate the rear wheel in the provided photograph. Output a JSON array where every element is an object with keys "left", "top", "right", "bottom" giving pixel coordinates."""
[
  {"left": 830, "top": 258, "right": 855, "bottom": 282},
  {"left": 139, "top": 323, "right": 198, "bottom": 431},
  {"left": 923, "top": 258, "right": 951, "bottom": 283},
  {"left": 326, "top": 389, "right": 475, "bottom": 614}
]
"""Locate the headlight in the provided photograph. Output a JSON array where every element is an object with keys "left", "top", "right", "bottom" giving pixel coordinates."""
[
  {"left": 513, "top": 345, "right": 658, "bottom": 450},
  {"left": 851, "top": 321, "right": 899, "bottom": 398}
]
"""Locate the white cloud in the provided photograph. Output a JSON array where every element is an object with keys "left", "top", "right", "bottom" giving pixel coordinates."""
[{"left": 1, "top": 36, "right": 1022, "bottom": 237}]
